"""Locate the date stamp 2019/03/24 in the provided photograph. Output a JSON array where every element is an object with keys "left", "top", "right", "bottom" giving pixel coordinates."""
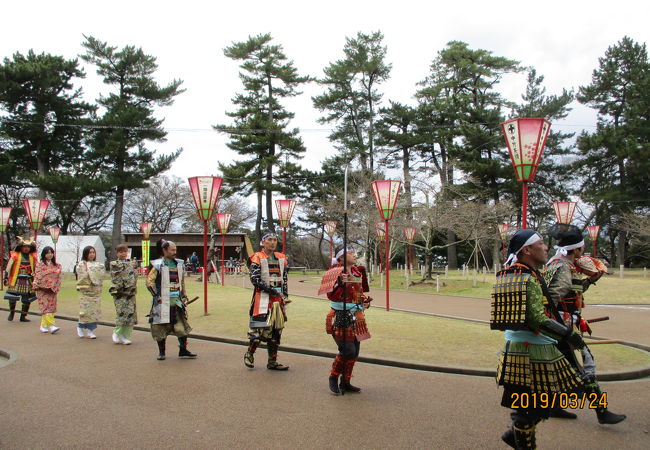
[{"left": 510, "top": 392, "right": 607, "bottom": 409}]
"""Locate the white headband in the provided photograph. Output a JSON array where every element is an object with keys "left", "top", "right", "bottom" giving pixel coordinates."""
[
  {"left": 335, "top": 247, "right": 355, "bottom": 261},
  {"left": 504, "top": 233, "right": 543, "bottom": 267},
  {"left": 547, "top": 240, "right": 585, "bottom": 264}
]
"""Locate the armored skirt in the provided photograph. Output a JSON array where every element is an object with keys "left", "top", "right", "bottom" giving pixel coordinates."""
[{"left": 497, "top": 340, "right": 583, "bottom": 409}]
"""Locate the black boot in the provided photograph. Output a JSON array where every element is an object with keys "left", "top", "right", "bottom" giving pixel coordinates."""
[
  {"left": 591, "top": 385, "right": 626, "bottom": 424},
  {"left": 501, "top": 428, "right": 516, "bottom": 449},
  {"left": 329, "top": 375, "right": 341, "bottom": 395},
  {"left": 513, "top": 422, "right": 536, "bottom": 450},
  {"left": 596, "top": 407, "right": 627, "bottom": 425},
  {"left": 178, "top": 337, "right": 197, "bottom": 359},
  {"left": 339, "top": 380, "right": 361, "bottom": 393},
  {"left": 266, "top": 358, "right": 289, "bottom": 370},
  {"left": 7, "top": 301, "right": 16, "bottom": 321},
  {"left": 19, "top": 302, "right": 31, "bottom": 322},
  {"left": 549, "top": 408, "right": 577, "bottom": 419},
  {"left": 157, "top": 339, "right": 166, "bottom": 360}
]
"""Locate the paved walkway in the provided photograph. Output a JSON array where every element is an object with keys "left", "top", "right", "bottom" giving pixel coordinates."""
[
  {"left": 227, "top": 274, "right": 650, "bottom": 346},
  {"left": 1, "top": 318, "right": 649, "bottom": 449}
]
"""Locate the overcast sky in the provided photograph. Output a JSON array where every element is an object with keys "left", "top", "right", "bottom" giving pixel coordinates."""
[{"left": 2, "top": 0, "right": 649, "bottom": 182}]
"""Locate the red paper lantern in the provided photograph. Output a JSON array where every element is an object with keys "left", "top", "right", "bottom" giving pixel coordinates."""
[
  {"left": 587, "top": 225, "right": 600, "bottom": 241},
  {"left": 371, "top": 180, "right": 401, "bottom": 220},
  {"left": 48, "top": 227, "right": 61, "bottom": 244},
  {"left": 404, "top": 227, "right": 417, "bottom": 243},
  {"left": 501, "top": 118, "right": 551, "bottom": 182},
  {"left": 216, "top": 213, "right": 232, "bottom": 234},
  {"left": 497, "top": 223, "right": 511, "bottom": 242},
  {"left": 141, "top": 222, "right": 153, "bottom": 240},
  {"left": 23, "top": 199, "right": 50, "bottom": 233},
  {"left": 188, "top": 176, "right": 222, "bottom": 221},
  {"left": 275, "top": 200, "right": 296, "bottom": 228},
  {"left": 324, "top": 221, "right": 337, "bottom": 237},
  {"left": 375, "top": 222, "right": 385, "bottom": 239},
  {"left": 0, "top": 207, "right": 12, "bottom": 232},
  {"left": 552, "top": 201, "right": 577, "bottom": 225}
]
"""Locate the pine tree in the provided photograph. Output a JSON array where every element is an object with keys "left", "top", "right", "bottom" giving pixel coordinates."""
[
  {"left": 576, "top": 36, "right": 650, "bottom": 265},
  {"left": 313, "top": 31, "right": 391, "bottom": 174},
  {"left": 0, "top": 50, "right": 101, "bottom": 233},
  {"left": 216, "top": 33, "right": 309, "bottom": 240},
  {"left": 81, "top": 36, "right": 184, "bottom": 256}
]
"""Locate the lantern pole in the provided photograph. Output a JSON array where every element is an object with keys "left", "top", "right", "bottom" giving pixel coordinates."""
[
  {"left": 0, "top": 207, "right": 9, "bottom": 291},
  {"left": 282, "top": 227, "right": 287, "bottom": 254},
  {"left": 384, "top": 219, "right": 390, "bottom": 311},
  {"left": 188, "top": 176, "right": 222, "bottom": 316},
  {"left": 221, "top": 231, "right": 226, "bottom": 286},
  {"left": 0, "top": 232, "right": 3, "bottom": 290},
  {"left": 521, "top": 182, "right": 529, "bottom": 229}
]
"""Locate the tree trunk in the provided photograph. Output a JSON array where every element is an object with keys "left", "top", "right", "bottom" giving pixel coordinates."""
[
  {"left": 111, "top": 185, "right": 125, "bottom": 260},
  {"left": 617, "top": 230, "right": 626, "bottom": 267},
  {"left": 402, "top": 147, "right": 413, "bottom": 220},
  {"left": 447, "top": 229, "right": 458, "bottom": 270},
  {"left": 255, "top": 186, "right": 262, "bottom": 243}
]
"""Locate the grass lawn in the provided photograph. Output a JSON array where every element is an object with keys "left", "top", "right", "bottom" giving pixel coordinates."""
[
  {"left": 49, "top": 274, "right": 650, "bottom": 373},
  {"left": 357, "top": 269, "right": 650, "bottom": 305}
]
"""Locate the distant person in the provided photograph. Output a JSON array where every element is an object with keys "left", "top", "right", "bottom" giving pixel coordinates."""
[
  {"left": 32, "top": 246, "right": 62, "bottom": 334},
  {"left": 3, "top": 237, "right": 37, "bottom": 322},
  {"left": 109, "top": 244, "right": 138, "bottom": 345},
  {"left": 190, "top": 252, "right": 199, "bottom": 274},
  {"left": 146, "top": 239, "right": 196, "bottom": 360},
  {"left": 76, "top": 246, "right": 104, "bottom": 339}
]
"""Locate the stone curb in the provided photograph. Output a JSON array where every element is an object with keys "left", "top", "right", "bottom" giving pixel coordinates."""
[
  {"left": 1, "top": 307, "right": 648, "bottom": 380},
  {"left": 0, "top": 347, "right": 18, "bottom": 368}
]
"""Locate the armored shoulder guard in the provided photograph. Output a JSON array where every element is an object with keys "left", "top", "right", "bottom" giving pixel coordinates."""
[{"left": 490, "top": 268, "right": 531, "bottom": 330}]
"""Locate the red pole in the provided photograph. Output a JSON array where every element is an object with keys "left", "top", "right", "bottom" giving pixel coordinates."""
[
  {"left": 282, "top": 228, "right": 287, "bottom": 254},
  {"left": 385, "top": 219, "right": 390, "bottom": 312},
  {"left": 0, "top": 233, "right": 4, "bottom": 291},
  {"left": 34, "top": 229, "right": 38, "bottom": 252},
  {"left": 592, "top": 242, "right": 597, "bottom": 257},
  {"left": 203, "top": 221, "right": 208, "bottom": 315},
  {"left": 408, "top": 244, "right": 413, "bottom": 276},
  {"left": 221, "top": 233, "right": 225, "bottom": 286},
  {"left": 521, "top": 182, "right": 529, "bottom": 229}
]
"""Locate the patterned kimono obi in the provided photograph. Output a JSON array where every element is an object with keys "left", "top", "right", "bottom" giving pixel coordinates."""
[
  {"left": 325, "top": 264, "right": 371, "bottom": 342},
  {"left": 33, "top": 261, "right": 62, "bottom": 314},
  {"left": 5, "top": 252, "right": 37, "bottom": 302},
  {"left": 493, "top": 264, "right": 583, "bottom": 409},
  {"left": 76, "top": 261, "right": 104, "bottom": 323}
]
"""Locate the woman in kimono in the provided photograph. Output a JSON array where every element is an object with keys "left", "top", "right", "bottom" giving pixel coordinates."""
[
  {"left": 76, "top": 246, "right": 104, "bottom": 339},
  {"left": 32, "top": 246, "right": 62, "bottom": 334}
]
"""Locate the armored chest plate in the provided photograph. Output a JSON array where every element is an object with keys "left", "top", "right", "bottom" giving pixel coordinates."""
[{"left": 490, "top": 272, "right": 531, "bottom": 330}]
